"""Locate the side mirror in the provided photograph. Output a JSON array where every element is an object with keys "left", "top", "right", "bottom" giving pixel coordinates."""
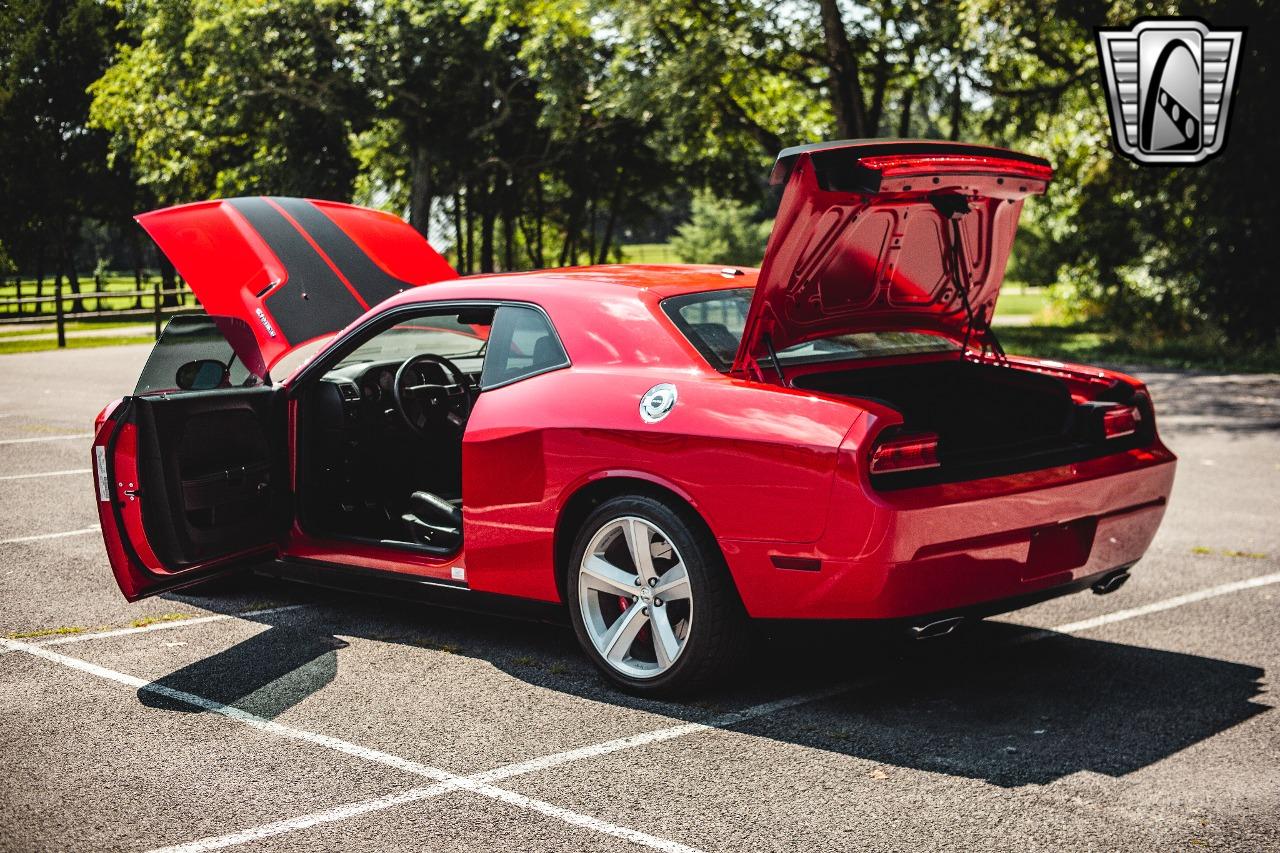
[{"left": 175, "top": 359, "right": 229, "bottom": 391}]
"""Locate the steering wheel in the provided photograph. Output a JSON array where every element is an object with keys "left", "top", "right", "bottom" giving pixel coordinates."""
[{"left": 392, "top": 354, "right": 473, "bottom": 437}]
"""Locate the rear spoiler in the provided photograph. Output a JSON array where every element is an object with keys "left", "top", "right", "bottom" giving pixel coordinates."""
[{"left": 769, "top": 139, "right": 1054, "bottom": 195}]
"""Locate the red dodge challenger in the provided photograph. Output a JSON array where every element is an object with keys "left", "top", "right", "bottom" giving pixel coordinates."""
[{"left": 92, "top": 140, "right": 1176, "bottom": 695}]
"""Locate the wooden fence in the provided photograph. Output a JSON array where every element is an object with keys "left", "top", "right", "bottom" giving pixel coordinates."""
[{"left": 0, "top": 274, "right": 200, "bottom": 347}]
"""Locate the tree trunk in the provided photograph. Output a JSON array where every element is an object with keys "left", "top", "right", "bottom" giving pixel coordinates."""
[
  {"left": 158, "top": 252, "right": 178, "bottom": 309},
  {"left": 817, "top": 0, "right": 867, "bottom": 138},
  {"left": 64, "top": 241, "right": 85, "bottom": 315},
  {"left": 866, "top": 50, "right": 892, "bottom": 136},
  {"left": 35, "top": 242, "right": 45, "bottom": 300},
  {"left": 463, "top": 184, "right": 475, "bottom": 274},
  {"left": 897, "top": 83, "right": 915, "bottom": 137},
  {"left": 479, "top": 176, "right": 496, "bottom": 274},
  {"left": 408, "top": 142, "right": 433, "bottom": 237},
  {"left": 534, "top": 179, "right": 545, "bottom": 267},
  {"left": 501, "top": 175, "right": 517, "bottom": 271},
  {"left": 452, "top": 190, "right": 466, "bottom": 273},
  {"left": 131, "top": 228, "right": 144, "bottom": 310},
  {"left": 949, "top": 67, "right": 964, "bottom": 141},
  {"left": 559, "top": 197, "right": 582, "bottom": 268},
  {"left": 53, "top": 268, "right": 63, "bottom": 323},
  {"left": 597, "top": 173, "right": 625, "bottom": 264}
]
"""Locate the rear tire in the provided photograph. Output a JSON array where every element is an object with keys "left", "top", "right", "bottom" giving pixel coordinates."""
[{"left": 567, "top": 494, "right": 746, "bottom": 697}]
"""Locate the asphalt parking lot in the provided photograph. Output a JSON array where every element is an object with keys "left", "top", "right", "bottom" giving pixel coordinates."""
[{"left": 1, "top": 343, "right": 1277, "bottom": 853}]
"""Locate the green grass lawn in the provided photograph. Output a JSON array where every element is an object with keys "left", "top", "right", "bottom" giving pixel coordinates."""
[
  {"left": 0, "top": 273, "right": 197, "bottom": 317},
  {"left": 0, "top": 334, "right": 156, "bottom": 355},
  {"left": 0, "top": 271, "right": 196, "bottom": 353},
  {"left": 620, "top": 243, "right": 684, "bottom": 264},
  {"left": 994, "top": 288, "right": 1049, "bottom": 317},
  {"left": 999, "top": 324, "right": 1280, "bottom": 373},
  {"left": 3, "top": 267, "right": 1271, "bottom": 371},
  {"left": 0, "top": 320, "right": 154, "bottom": 339},
  {"left": 616, "top": 249, "right": 1051, "bottom": 318}
]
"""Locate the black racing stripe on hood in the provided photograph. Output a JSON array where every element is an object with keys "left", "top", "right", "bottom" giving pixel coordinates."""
[
  {"left": 271, "top": 197, "right": 414, "bottom": 307},
  {"left": 225, "top": 197, "right": 367, "bottom": 346}
]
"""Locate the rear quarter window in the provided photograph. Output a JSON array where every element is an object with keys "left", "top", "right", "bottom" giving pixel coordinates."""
[
  {"left": 661, "top": 288, "right": 959, "bottom": 370},
  {"left": 480, "top": 305, "right": 569, "bottom": 388}
]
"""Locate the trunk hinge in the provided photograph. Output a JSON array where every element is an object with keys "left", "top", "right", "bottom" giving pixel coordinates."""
[
  {"left": 762, "top": 333, "right": 788, "bottom": 386},
  {"left": 932, "top": 193, "right": 1008, "bottom": 365}
]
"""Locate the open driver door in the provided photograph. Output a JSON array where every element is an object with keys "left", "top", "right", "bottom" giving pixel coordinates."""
[
  {"left": 95, "top": 196, "right": 456, "bottom": 600},
  {"left": 93, "top": 315, "right": 290, "bottom": 600}
]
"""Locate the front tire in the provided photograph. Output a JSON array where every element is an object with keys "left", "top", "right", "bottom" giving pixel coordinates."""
[{"left": 567, "top": 494, "right": 745, "bottom": 697}]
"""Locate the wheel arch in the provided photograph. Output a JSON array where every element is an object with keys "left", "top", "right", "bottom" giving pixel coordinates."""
[{"left": 552, "top": 474, "right": 724, "bottom": 606}]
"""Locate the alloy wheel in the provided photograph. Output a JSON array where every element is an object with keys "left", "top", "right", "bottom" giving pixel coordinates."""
[{"left": 577, "top": 516, "right": 693, "bottom": 679}]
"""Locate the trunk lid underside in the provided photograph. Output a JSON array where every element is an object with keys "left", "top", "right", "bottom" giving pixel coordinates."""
[{"left": 733, "top": 140, "right": 1053, "bottom": 377}]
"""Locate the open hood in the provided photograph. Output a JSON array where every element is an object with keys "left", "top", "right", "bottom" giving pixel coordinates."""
[
  {"left": 136, "top": 197, "right": 457, "bottom": 374},
  {"left": 733, "top": 140, "right": 1052, "bottom": 377}
]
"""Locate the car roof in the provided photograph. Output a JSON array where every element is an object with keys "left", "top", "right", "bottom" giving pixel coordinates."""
[
  {"left": 359, "top": 264, "right": 759, "bottom": 375},
  {"left": 387, "top": 264, "right": 759, "bottom": 304}
]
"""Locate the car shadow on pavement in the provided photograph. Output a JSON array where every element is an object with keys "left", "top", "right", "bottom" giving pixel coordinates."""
[
  {"left": 738, "top": 619, "right": 1271, "bottom": 787},
  {"left": 138, "top": 624, "right": 349, "bottom": 719},
  {"left": 143, "top": 577, "right": 1270, "bottom": 787}
]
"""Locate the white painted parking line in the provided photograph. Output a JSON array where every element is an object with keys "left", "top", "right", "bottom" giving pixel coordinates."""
[
  {"left": 0, "top": 468, "right": 91, "bottom": 482},
  {"left": 134, "top": 569, "right": 1280, "bottom": 853},
  {"left": 136, "top": 688, "right": 844, "bottom": 853},
  {"left": 1052, "top": 570, "right": 1280, "bottom": 634},
  {"left": 471, "top": 685, "right": 849, "bottom": 786},
  {"left": 39, "top": 604, "right": 310, "bottom": 647},
  {"left": 0, "top": 605, "right": 312, "bottom": 658},
  {"left": 0, "top": 527, "right": 97, "bottom": 545},
  {"left": 0, "top": 432, "right": 93, "bottom": 445},
  {"left": 144, "top": 776, "right": 702, "bottom": 853},
  {"left": 2, "top": 638, "right": 704, "bottom": 853},
  {"left": 143, "top": 786, "right": 460, "bottom": 853}
]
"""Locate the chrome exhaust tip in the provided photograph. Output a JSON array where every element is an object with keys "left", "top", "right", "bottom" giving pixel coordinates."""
[
  {"left": 1091, "top": 569, "right": 1131, "bottom": 596},
  {"left": 910, "top": 616, "right": 964, "bottom": 640}
]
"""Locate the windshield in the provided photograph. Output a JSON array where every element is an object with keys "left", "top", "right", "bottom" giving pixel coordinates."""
[
  {"left": 333, "top": 317, "right": 488, "bottom": 369},
  {"left": 662, "top": 288, "right": 959, "bottom": 371}
]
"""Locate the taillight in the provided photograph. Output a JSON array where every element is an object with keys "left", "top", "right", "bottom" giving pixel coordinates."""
[
  {"left": 1102, "top": 405, "right": 1141, "bottom": 439},
  {"left": 869, "top": 431, "right": 941, "bottom": 474}
]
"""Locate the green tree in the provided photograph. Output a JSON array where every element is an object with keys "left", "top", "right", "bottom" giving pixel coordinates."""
[
  {"left": 970, "top": 0, "right": 1279, "bottom": 347},
  {"left": 671, "top": 190, "right": 771, "bottom": 266},
  {"left": 0, "top": 0, "right": 125, "bottom": 305},
  {"left": 89, "top": 0, "right": 359, "bottom": 204}
]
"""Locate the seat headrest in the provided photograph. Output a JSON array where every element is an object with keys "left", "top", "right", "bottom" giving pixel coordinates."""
[{"left": 531, "top": 335, "right": 560, "bottom": 370}]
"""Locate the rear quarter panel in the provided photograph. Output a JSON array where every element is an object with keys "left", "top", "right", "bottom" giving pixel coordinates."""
[{"left": 461, "top": 367, "right": 862, "bottom": 601}]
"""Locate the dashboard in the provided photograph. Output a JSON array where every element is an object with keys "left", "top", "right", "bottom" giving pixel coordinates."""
[
  {"left": 357, "top": 365, "right": 398, "bottom": 403},
  {"left": 318, "top": 357, "right": 485, "bottom": 418}
]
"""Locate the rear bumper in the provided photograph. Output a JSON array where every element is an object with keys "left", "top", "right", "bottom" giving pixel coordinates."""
[{"left": 721, "top": 444, "right": 1176, "bottom": 620}]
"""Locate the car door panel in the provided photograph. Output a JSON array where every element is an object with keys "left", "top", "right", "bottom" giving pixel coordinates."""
[{"left": 95, "top": 387, "right": 289, "bottom": 601}]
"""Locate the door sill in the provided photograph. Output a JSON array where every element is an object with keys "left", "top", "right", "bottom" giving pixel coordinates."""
[{"left": 262, "top": 557, "right": 565, "bottom": 624}]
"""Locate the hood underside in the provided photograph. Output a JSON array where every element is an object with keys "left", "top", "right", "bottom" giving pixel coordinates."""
[
  {"left": 733, "top": 140, "right": 1052, "bottom": 377},
  {"left": 136, "top": 197, "right": 457, "bottom": 375}
]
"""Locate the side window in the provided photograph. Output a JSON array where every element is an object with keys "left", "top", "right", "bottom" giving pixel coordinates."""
[
  {"left": 480, "top": 305, "right": 568, "bottom": 389},
  {"left": 134, "top": 315, "right": 264, "bottom": 395}
]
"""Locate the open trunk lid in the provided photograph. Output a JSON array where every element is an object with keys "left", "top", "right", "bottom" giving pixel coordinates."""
[
  {"left": 733, "top": 140, "right": 1052, "bottom": 377},
  {"left": 136, "top": 197, "right": 457, "bottom": 377}
]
